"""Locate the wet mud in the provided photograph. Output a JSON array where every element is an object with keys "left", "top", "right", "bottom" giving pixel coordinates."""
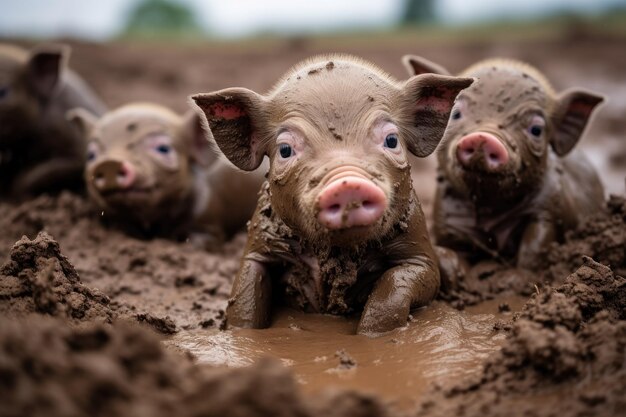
[
  {"left": 1, "top": 33, "right": 626, "bottom": 417},
  {"left": 169, "top": 297, "right": 526, "bottom": 410}
]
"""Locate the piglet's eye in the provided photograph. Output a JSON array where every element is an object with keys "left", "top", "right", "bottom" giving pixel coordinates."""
[
  {"left": 529, "top": 125, "right": 543, "bottom": 137},
  {"left": 451, "top": 109, "right": 462, "bottom": 120},
  {"left": 279, "top": 143, "right": 293, "bottom": 158},
  {"left": 156, "top": 144, "right": 171, "bottom": 154},
  {"left": 86, "top": 143, "right": 98, "bottom": 162},
  {"left": 527, "top": 115, "right": 546, "bottom": 139},
  {"left": 384, "top": 133, "right": 398, "bottom": 149}
]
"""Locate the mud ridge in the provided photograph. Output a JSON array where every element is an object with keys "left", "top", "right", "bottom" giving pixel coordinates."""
[
  {"left": 0, "top": 232, "right": 114, "bottom": 323},
  {"left": 0, "top": 193, "right": 239, "bottom": 332}
]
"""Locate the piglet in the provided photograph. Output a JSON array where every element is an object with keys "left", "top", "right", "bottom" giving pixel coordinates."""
[
  {"left": 68, "top": 103, "right": 265, "bottom": 246},
  {"left": 192, "top": 55, "right": 473, "bottom": 334},
  {"left": 0, "top": 43, "right": 106, "bottom": 199},
  {"left": 403, "top": 55, "right": 604, "bottom": 274}
]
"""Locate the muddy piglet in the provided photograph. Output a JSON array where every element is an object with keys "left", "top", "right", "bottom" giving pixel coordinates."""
[
  {"left": 0, "top": 43, "right": 106, "bottom": 199},
  {"left": 68, "top": 103, "right": 265, "bottom": 247},
  {"left": 403, "top": 55, "right": 604, "bottom": 273},
  {"left": 192, "top": 55, "right": 473, "bottom": 334}
]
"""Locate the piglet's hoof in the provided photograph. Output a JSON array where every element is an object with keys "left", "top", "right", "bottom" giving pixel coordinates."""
[
  {"left": 435, "top": 246, "right": 468, "bottom": 292},
  {"left": 357, "top": 301, "right": 410, "bottom": 337}
]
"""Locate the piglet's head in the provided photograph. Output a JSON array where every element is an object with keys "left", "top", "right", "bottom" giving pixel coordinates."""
[
  {"left": 0, "top": 43, "right": 67, "bottom": 144},
  {"left": 193, "top": 56, "right": 472, "bottom": 245},
  {"left": 404, "top": 55, "right": 604, "bottom": 203},
  {"left": 68, "top": 103, "right": 216, "bottom": 223}
]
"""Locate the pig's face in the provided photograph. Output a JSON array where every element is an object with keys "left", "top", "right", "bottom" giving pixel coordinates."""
[
  {"left": 0, "top": 44, "right": 64, "bottom": 146},
  {"left": 441, "top": 66, "right": 602, "bottom": 203},
  {"left": 193, "top": 56, "right": 473, "bottom": 245},
  {"left": 69, "top": 104, "right": 214, "bottom": 221},
  {"left": 402, "top": 56, "right": 603, "bottom": 205},
  {"left": 440, "top": 67, "right": 553, "bottom": 202}
]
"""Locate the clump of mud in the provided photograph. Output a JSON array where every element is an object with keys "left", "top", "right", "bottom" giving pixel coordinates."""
[
  {"left": 0, "top": 231, "right": 182, "bottom": 334},
  {"left": 0, "top": 317, "right": 193, "bottom": 417},
  {"left": 417, "top": 257, "right": 626, "bottom": 417},
  {"left": 0, "top": 316, "right": 389, "bottom": 417},
  {"left": 544, "top": 195, "right": 626, "bottom": 280},
  {"left": 0, "top": 232, "right": 114, "bottom": 323}
]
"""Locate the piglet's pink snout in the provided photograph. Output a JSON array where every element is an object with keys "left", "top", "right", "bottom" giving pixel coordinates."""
[
  {"left": 92, "top": 160, "right": 137, "bottom": 191},
  {"left": 456, "top": 132, "right": 509, "bottom": 170},
  {"left": 317, "top": 175, "right": 387, "bottom": 230}
]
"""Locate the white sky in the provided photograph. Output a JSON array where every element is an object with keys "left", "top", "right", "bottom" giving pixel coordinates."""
[{"left": 0, "top": 0, "right": 622, "bottom": 40}]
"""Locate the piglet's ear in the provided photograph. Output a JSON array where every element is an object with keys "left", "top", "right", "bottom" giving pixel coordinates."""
[
  {"left": 27, "top": 44, "right": 68, "bottom": 100},
  {"left": 181, "top": 109, "right": 219, "bottom": 168},
  {"left": 398, "top": 74, "right": 473, "bottom": 157},
  {"left": 191, "top": 88, "right": 267, "bottom": 171},
  {"left": 66, "top": 107, "right": 98, "bottom": 137},
  {"left": 551, "top": 88, "right": 604, "bottom": 157},
  {"left": 402, "top": 54, "right": 452, "bottom": 77}
]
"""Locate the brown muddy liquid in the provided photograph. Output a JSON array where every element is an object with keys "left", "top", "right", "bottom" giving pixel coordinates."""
[{"left": 168, "top": 296, "right": 526, "bottom": 409}]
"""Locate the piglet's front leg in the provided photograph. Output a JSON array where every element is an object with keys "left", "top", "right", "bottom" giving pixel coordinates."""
[
  {"left": 357, "top": 259, "right": 439, "bottom": 336},
  {"left": 226, "top": 257, "right": 273, "bottom": 329}
]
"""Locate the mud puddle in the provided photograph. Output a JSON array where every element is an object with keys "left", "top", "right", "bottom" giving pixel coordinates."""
[{"left": 168, "top": 296, "right": 527, "bottom": 409}]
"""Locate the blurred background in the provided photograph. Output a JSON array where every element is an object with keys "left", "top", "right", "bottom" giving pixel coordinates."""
[
  {"left": 2, "top": 0, "right": 626, "bottom": 40},
  {"left": 2, "top": 0, "right": 626, "bottom": 199}
]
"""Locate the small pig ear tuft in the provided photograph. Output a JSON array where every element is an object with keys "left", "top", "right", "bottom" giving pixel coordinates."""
[
  {"left": 66, "top": 107, "right": 98, "bottom": 137},
  {"left": 182, "top": 109, "right": 219, "bottom": 168},
  {"left": 402, "top": 55, "right": 452, "bottom": 77},
  {"left": 399, "top": 74, "right": 474, "bottom": 157},
  {"left": 191, "top": 88, "right": 267, "bottom": 171},
  {"left": 27, "top": 44, "right": 69, "bottom": 99},
  {"left": 551, "top": 88, "right": 604, "bottom": 157}
]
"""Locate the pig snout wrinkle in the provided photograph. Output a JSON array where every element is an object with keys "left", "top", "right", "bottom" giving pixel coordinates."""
[
  {"left": 317, "top": 175, "right": 387, "bottom": 230},
  {"left": 92, "top": 160, "right": 136, "bottom": 191},
  {"left": 456, "top": 132, "right": 509, "bottom": 171}
]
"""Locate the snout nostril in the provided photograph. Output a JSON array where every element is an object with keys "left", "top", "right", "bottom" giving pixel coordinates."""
[
  {"left": 489, "top": 153, "right": 498, "bottom": 160},
  {"left": 362, "top": 200, "right": 372, "bottom": 208},
  {"left": 328, "top": 204, "right": 341, "bottom": 213}
]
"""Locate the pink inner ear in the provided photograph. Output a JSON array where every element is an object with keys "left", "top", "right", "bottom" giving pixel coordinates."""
[
  {"left": 417, "top": 89, "right": 456, "bottom": 113},
  {"left": 208, "top": 103, "right": 246, "bottom": 120},
  {"left": 568, "top": 100, "right": 594, "bottom": 118}
]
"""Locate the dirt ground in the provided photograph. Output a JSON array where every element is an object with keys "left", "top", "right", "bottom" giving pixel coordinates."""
[{"left": 1, "top": 27, "right": 625, "bottom": 417}]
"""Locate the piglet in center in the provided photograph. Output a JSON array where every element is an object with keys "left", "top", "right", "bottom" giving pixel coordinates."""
[{"left": 193, "top": 55, "right": 473, "bottom": 335}]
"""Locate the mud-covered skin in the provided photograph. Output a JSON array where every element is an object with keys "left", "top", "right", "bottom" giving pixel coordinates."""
[
  {"left": 0, "top": 43, "right": 106, "bottom": 199},
  {"left": 193, "top": 55, "right": 474, "bottom": 334},
  {"left": 68, "top": 103, "right": 264, "bottom": 246},
  {"left": 403, "top": 56, "right": 605, "bottom": 272}
]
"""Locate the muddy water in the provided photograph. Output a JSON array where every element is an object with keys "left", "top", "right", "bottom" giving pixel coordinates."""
[{"left": 168, "top": 296, "right": 526, "bottom": 409}]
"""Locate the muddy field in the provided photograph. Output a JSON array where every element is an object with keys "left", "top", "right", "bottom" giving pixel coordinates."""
[{"left": 1, "top": 29, "right": 625, "bottom": 417}]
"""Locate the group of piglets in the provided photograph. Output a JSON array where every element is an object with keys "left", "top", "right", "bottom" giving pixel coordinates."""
[
  {"left": 1, "top": 43, "right": 604, "bottom": 335},
  {"left": 0, "top": 43, "right": 264, "bottom": 246},
  {"left": 192, "top": 54, "right": 603, "bottom": 334}
]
